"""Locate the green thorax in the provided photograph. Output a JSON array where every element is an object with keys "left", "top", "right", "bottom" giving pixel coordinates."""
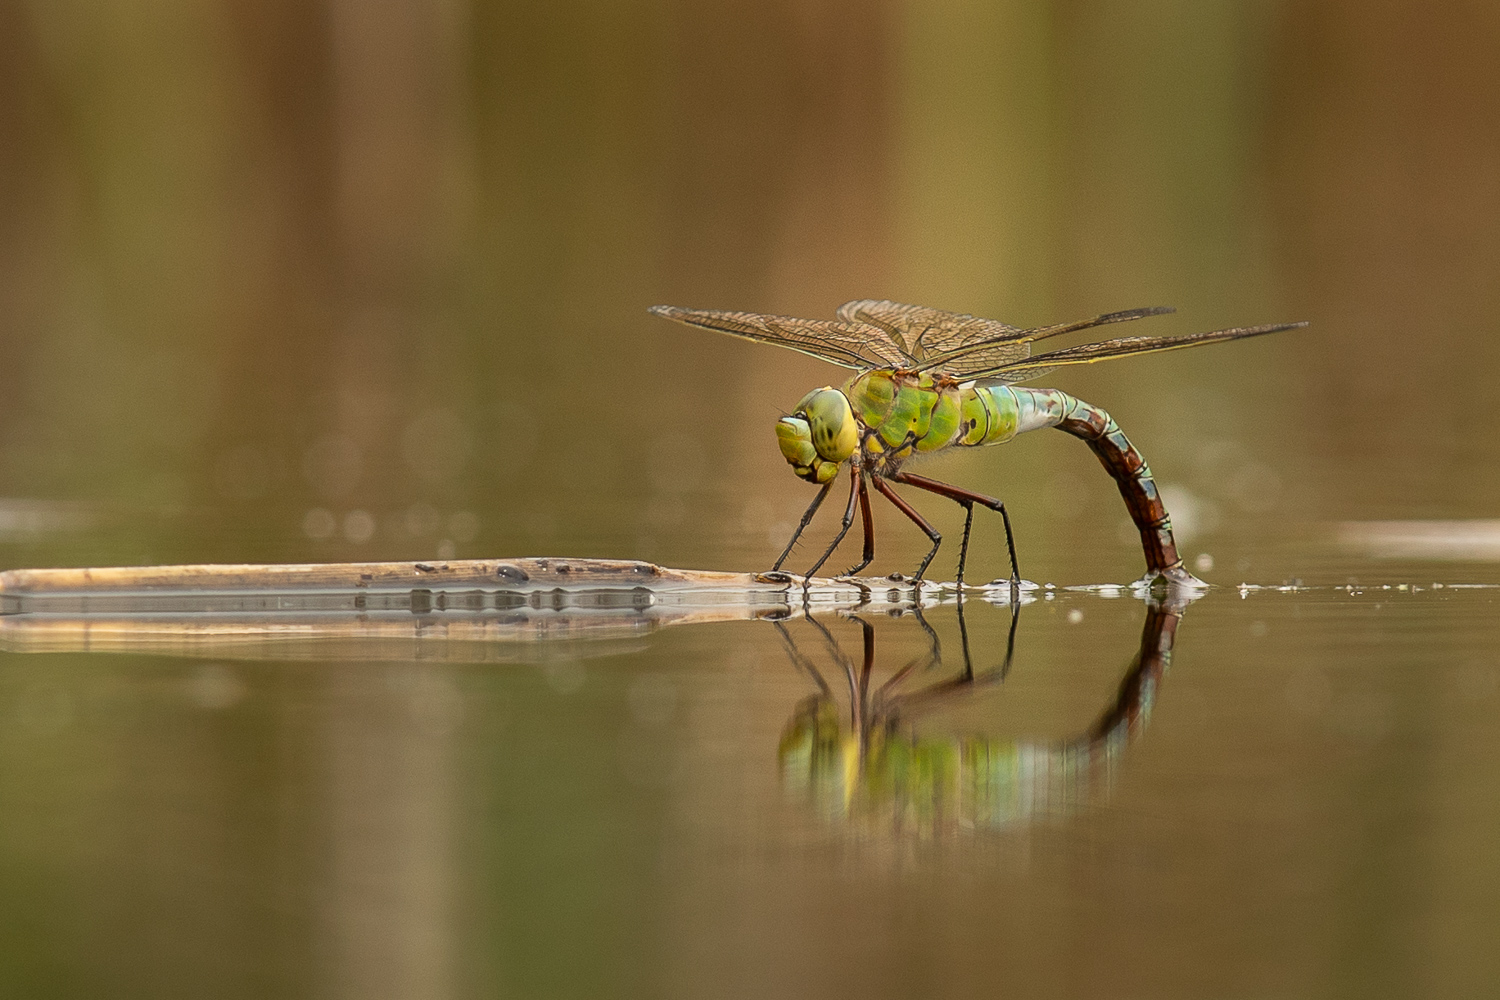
[
  {"left": 844, "top": 370, "right": 957, "bottom": 457},
  {"left": 842, "top": 370, "right": 1022, "bottom": 459}
]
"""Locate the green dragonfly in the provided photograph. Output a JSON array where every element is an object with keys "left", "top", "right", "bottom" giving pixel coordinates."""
[{"left": 650, "top": 300, "right": 1305, "bottom": 586}]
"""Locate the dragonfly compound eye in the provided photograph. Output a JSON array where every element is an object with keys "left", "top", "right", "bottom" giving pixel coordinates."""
[{"left": 795, "top": 388, "right": 858, "bottom": 464}]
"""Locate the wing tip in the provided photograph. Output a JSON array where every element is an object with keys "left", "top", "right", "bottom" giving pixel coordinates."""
[
  {"left": 1098, "top": 305, "right": 1176, "bottom": 323},
  {"left": 1242, "top": 320, "right": 1309, "bottom": 335}
]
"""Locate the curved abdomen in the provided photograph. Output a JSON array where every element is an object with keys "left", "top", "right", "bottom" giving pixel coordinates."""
[{"left": 961, "top": 385, "right": 1185, "bottom": 576}]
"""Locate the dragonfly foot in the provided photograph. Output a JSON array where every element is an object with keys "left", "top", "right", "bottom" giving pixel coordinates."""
[{"left": 758, "top": 570, "right": 795, "bottom": 584}]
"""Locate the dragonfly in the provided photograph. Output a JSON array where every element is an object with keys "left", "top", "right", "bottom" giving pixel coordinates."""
[{"left": 650, "top": 300, "right": 1306, "bottom": 586}]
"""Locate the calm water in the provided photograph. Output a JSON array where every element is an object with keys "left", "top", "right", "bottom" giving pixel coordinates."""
[
  {"left": 0, "top": 562, "right": 1497, "bottom": 998},
  {"left": 4, "top": 0, "right": 1500, "bottom": 995}
]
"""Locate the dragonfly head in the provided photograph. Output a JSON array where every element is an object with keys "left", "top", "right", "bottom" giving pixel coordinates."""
[{"left": 777, "top": 387, "right": 857, "bottom": 483}]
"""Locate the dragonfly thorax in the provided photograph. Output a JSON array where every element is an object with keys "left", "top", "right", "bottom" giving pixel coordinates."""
[{"left": 843, "top": 369, "right": 967, "bottom": 465}]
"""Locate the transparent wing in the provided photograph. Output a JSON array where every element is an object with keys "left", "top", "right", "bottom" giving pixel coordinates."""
[
  {"left": 925, "top": 306, "right": 1176, "bottom": 377},
  {"left": 968, "top": 321, "right": 1309, "bottom": 384},
  {"left": 649, "top": 305, "right": 914, "bottom": 370},
  {"left": 834, "top": 300, "right": 1025, "bottom": 361}
]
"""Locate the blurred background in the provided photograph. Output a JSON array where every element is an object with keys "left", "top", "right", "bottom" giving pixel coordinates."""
[
  {"left": 3, "top": 0, "right": 1497, "bottom": 583},
  {"left": 3, "top": 2, "right": 1500, "bottom": 998}
]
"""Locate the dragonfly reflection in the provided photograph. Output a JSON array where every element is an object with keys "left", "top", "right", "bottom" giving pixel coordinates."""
[{"left": 775, "top": 594, "right": 1194, "bottom": 833}]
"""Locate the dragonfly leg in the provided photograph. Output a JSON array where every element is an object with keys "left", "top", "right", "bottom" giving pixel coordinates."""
[
  {"left": 853, "top": 615, "right": 875, "bottom": 746},
  {"left": 842, "top": 470, "right": 876, "bottom": 577},
  {"left": 774, "top": 620, "right": 834, "bottom": 699},
  {"left": 956, "top": 586, "right": 974, "bottom": 681},
  {"left": 773, "top": 478, "right": 835, "bottom": 571},
  {"left": 957, "top": 503, "right": 975, "bottom": 587},
  {"left": 889, "top": 471, "right": 1021, "bottom": 590},
  {"left": 946, "top": 590, "right": 1021, "bottom": 684},
  {"left": 803, "top": 464, "right": 861, "bottom": 579},
  {"left": 870, "top": 476, "right": 942, "bottom": 582}
]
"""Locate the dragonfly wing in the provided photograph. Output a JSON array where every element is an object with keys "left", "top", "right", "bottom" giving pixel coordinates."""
[
  {"left": 1010, "top": 305, "right": 1176, "bottom": 344},
  {"left": 966, "top": 321, "right": 1309, "bottom": 383},
  {"left": 929, "top": 306, "right": 1176, "bottom": 377},
  {"left": 649, "top": 305, "right": 912, "bottom": 369},
  {"left": 976, "top": 367, "right": 1056, "bottom": 387},
  {"left": 835, "top": 300, "right": 1024, "bottom": 360}
]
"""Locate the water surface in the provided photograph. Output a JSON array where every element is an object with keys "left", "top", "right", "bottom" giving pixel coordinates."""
[{"left": 0, "top": 562, "right": 1496, "bottom": 998}]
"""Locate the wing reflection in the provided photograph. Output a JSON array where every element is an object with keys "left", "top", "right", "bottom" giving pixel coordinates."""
[{"left": 775, "top": 593, "right": 1197, "bottom": 832}]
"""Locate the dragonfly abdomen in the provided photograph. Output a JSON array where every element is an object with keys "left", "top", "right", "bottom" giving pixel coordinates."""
[
  {"left": 952, "top": 385, "right": 1186, "bottom": 577},
  {"left": 954, "top": 384, "right": 1067, "bottom": 447},
  {"left": 1053, "top": 392, "right": 1185, "bottom": 577}
]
